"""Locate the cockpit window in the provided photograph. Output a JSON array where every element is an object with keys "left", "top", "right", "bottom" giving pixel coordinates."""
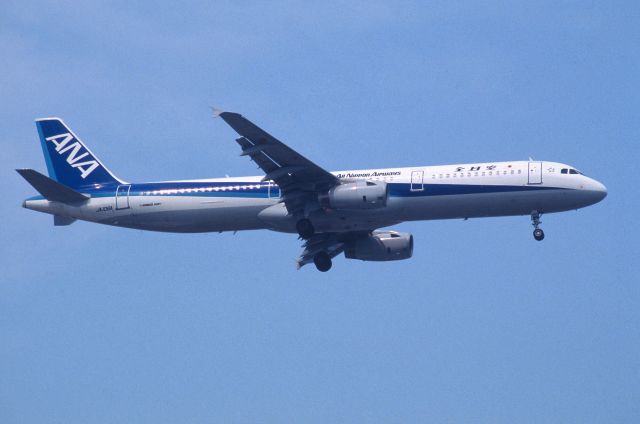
[{"left": 561, "top": 168, "right": 583, "bottom": 175}]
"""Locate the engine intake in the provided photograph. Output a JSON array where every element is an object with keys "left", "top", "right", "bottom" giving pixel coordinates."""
[
  {"left": 344, "top": 231, "right": 413, "bottom": 261},
  {"left": 321, "top": 181, "right": 388, "bottom": 210}
]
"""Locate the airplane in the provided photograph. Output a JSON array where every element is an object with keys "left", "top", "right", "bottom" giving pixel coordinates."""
[{"left": 18, "top": 110, "right": 607, "bottom": 272}]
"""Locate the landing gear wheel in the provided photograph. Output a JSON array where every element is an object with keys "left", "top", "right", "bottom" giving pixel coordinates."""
[
  {"left": 296, "top": 218, "right": 315, "bottom": 239},
  {"left": 533, "top": 228, "right": 545, "bottom": 241},
  {"left": 313, "top": 251, "right": 332, "bottom": 272},
  {"left": 530, "top": 211, "right": 544, "bottom": 241}
]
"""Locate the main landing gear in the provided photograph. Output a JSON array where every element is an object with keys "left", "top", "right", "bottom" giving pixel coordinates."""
[
  {"left": 313, "top": 251, "right": 332, "bottom": 272},
  {"left": 296, "top": 218, "right": 315, "bottom": 239},
  {"left": 296, "top": 218, "right": 330, "bottom": 271},
  {"left": 531, "top": 211, "right": 545, "bottom": 241}
]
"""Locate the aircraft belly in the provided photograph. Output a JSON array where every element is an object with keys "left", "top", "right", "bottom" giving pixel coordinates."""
[
  {"left": 257, "top": 198, "right": 404, "bottom": 233},
  {"left": 398, "top": 188, "right": 579, "bottom": 221},
  {"left": 91, "top": 195, "right": 273, "bottom": 233}
]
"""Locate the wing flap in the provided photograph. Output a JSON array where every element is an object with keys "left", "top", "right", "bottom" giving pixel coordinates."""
[{"left": 297, "top": 233, "right": 345, "bottom": 269}]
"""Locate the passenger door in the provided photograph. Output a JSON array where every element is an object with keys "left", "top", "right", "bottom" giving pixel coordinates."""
[
  {"left": 528, "top": 162, "right": 542, "bottom": 184},
  {"left": 116, "top": 184, "right": 131, "bottom": 210},
  {"left": 411, "top": 170, "right": 424, "bottom": 191}
]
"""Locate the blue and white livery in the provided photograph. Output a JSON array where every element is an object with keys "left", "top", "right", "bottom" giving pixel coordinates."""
[{"left": 19, "top": 111, "right": 607, "bottom": 271}]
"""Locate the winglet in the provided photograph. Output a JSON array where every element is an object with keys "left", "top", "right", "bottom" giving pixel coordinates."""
[{"left": 211, "top": 106, "right": 225, "bottom": 118}]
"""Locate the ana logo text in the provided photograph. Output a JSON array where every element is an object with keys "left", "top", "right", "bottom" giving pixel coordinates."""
[{"left": 46, "top": 133, "right": 99, "bottom": 179}]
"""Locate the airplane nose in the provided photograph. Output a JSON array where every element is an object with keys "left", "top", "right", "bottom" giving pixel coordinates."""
[
  {"left": 598, "top": 182, "right": 607, "bottom": 197},
  {"left": 586, "top": 179, "right": 607, "bottom": 204},
  {"left": 595, "top": 180, "right": 607, "bottom": 200}
]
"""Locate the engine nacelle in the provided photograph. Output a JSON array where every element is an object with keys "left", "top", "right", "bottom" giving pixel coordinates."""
[
  {"left": 344, "top": 231, "right": 414, "bottom": 261},
  {"left": 321, "top": 181, "right": 388, "bottom": 210}
]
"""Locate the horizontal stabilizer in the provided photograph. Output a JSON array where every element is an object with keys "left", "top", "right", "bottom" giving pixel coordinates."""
[
  {"left": 54, "top": 215, "right": 76, "bottom": 226},
  {"left": 16, "top": 169, "right": 89, "bottom": 203}
]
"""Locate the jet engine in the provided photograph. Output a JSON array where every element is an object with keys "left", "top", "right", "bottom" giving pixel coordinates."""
[
  {"left": 344, "top": 231, "right": 413, "bottom": 261},
  {"left": 320, "top": 181, "right": 388, "bottom": 210}
]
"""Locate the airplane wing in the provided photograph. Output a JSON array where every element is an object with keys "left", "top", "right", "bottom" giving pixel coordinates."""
[
  {"left": 296, "top": 230, "right": 371, "bottom": 269},
  {"left": 216, "top": 110, "right": 339, "bottom": 215},
  {"left": 296, "top": 233, "right": 345, "bottom": 269}
]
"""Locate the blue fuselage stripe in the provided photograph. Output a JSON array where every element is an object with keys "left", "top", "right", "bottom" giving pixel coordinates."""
[{"left": 60, "top": 181, "right": 564, "bottom": 200}]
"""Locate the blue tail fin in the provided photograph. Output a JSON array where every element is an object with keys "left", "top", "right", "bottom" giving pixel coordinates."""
[{"left": 36, "top": 118, "right": 123, "bottom": 189}]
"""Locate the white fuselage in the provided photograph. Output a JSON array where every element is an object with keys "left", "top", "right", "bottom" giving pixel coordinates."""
[{"left": 23, "top": 161, "right": 607, "bottom": 233}]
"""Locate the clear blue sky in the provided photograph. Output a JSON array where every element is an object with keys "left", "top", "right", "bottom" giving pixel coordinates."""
[{"left": 2, "top": 1, "right": 639, "bottom": 422}]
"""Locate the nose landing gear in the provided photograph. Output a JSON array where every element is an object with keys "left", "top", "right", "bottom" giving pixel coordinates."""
[
  {"left": 533, "top": 228, "right": 544, "bottom": 241},
  {"left": 531, "top": 211, "right": 545, "bottom": 241}
]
